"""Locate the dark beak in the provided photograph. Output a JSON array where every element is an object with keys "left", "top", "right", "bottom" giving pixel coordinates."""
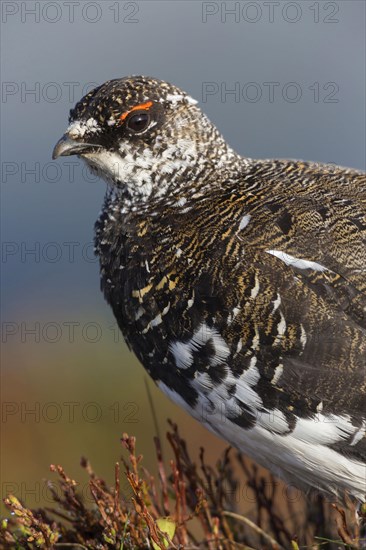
[{"left": 52, "top": 134, "right": 102, "bottom": 159}]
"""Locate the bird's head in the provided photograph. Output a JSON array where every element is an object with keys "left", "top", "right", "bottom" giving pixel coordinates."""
[{"left": 53, "top": 76, "right": 240, "bottom": 204}]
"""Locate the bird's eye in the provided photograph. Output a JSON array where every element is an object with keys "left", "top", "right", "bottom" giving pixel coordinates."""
[{"left": 126, "top": 112, "right": 150, "bottom": 133}]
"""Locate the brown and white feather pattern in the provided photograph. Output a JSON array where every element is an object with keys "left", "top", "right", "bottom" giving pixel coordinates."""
[{"left": 53, "top": 76, "right": 366, "bottom": 501}]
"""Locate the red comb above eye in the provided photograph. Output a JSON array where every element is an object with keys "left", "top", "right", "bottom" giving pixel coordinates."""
[{"left": 119, "top": 101, "right": 153, "bottom": 122}]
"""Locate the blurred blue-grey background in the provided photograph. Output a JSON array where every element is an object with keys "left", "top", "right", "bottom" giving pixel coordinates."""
[{"left": 1, "top": 0, "right": 365, "bottom": 513}]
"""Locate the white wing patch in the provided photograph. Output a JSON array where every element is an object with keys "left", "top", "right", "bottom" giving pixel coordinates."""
[
  {"left": 271, "top": 363, "right": 283, "bottom": 385},
  {"left": 238, "top": 214, "right": 251, "bottom": 231},
  {"left": 266, "top": 250, "right": 329, "bottom": 272},
  {"left": 274, "top": 311, "right": 287, "bottom": 344},
  {"left": 250, "top": 273, "right": 260, "bottom": 299},
  {"left": 271, "top": 293, "right": 281, "bottom": 313}
]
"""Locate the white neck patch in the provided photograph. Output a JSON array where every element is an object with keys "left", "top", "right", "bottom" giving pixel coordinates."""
[{"left": 82, "top": 136, "right": 199, "bottom": 205}]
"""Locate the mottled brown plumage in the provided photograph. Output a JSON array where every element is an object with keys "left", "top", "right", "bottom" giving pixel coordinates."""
[{"left": 53, "top": 76, "right": 366, "bottom": 500}]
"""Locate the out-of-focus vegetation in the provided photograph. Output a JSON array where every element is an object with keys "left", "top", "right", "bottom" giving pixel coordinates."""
[{"left": 1, "top": 421, "right": 362, "bottom": 549}]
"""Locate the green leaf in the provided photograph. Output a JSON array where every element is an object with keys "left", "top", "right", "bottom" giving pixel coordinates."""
[{"left": 152, "top": 517, "right": 176, "bottom": 550}]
